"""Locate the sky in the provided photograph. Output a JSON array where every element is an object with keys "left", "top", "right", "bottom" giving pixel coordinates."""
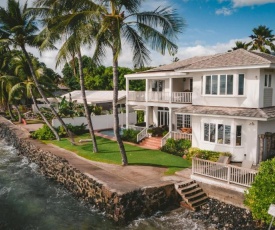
[{"left": 1, "top": 0, "right": 275, "bottom": 74}]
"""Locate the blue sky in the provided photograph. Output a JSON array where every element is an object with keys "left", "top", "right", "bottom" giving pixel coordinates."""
[{"left": 1, "top": 0, "right": 275, "bottom": 73}]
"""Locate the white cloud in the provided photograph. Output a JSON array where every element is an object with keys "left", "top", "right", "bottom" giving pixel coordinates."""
[
  {"left": 215, "top": 7, "right": 234, "bottom": 15},
  {"left": 232, "top": 0, "right": 275, "bottom": 7}
]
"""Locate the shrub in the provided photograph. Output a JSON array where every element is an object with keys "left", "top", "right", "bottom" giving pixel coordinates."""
[
  {"left": 122, "top": 129, "right": 140, "bottom": 143},
  {"left": 31, "top": 124, "right": 56, "bottom": 140},
  {"left": 244, "top": 158, "right": 275, "bottom": 225},
  {"left": 161, "top": 138, "right": 191, "bottom": 157},
  {"left": 186, "top": 148, "right": 231, "bottom": 161},
  {"left": 66, "top": 123, "right": 87, "bottom": 135}
]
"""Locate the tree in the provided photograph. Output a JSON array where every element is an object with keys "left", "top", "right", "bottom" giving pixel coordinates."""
[
  {"left": 249, "top": 25, "right": 275, "bottom": 54},
  {"left": 10, "top": 53, "right": 60, "bottom": 140},
  {"left": 244, "top": 158, "right": 275, "bottom": 225},
  {"left": 230, "top": 41, "right": 251, "bottom": 51},
  {"left": 93, "top": 1, "right": 185, "bottom": 165},
  {"left": 34, "top": 0, "right": 101, "bottom": 152},
  {"left": 0, "top": 0, "right": 74, "bottom": 142}
]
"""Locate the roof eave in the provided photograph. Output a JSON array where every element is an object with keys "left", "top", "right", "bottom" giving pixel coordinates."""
[
  {"left": 125, "top": 71, "right": 187, "bottom": 79},
  {"left": 176, "top": 64, "right": 273, "bottom": 73}
]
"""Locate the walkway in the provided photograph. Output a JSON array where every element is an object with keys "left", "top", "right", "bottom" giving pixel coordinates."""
[{"left": 16, "top": 123, "right": 190, "bottom": 194}]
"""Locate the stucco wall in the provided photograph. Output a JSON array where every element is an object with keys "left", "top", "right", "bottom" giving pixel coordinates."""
[
  {"left": 191, "top": 116, "right": 258, "bottom": 163},
  {"left": 192, "top": 69, "right": 261, "bottom": 108},
  {"left": 52, "top": 112, "right": 137, "bottom": 130}
]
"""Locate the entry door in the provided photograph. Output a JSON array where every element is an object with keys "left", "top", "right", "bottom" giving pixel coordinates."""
[{"left": 157, "top": 107, "right": 169, "bottom": 126}]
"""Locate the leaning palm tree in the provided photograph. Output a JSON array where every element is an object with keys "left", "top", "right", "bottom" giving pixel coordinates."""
[
  {"left": 92, "top": 1, "right": 185, "bottom": 165},
  {"left": 0, "top": 0, "right": 74, "bottom": 142},
  {"left": 249, "top": 25, "right": 275, "bottom": 54},
  {"left": 33, "top": 0, "right": 101, "bottom": 152},
  {"left": 10, "top": 53, "right": 61, "bottom": 140}
]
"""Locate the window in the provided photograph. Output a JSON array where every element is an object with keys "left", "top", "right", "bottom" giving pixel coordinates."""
[
  {"left": 205, "top": 75, "right": 218, "bottom": 95},
  {"left": 236, "top": 125, "right": 242, "bottom": 146},
  {"left": 176, "top": 114, "right": 191, "bottom": 129},
  {"left": 152, "top": 80, "right": 164, "bottom": 91},
  {"left": 220, "top": 75, "right": 233, "bottom": 95},
  {"left": 176, "top": 114, "right": 183, "bottom": 129},
  {"left": 204, "top": 123, "right": 216, "bottom": 142},
  {"left": 205, "top": 74, "right": 233, "bottom": 95},
  {"left": 204, "top": 123, "right": 231, "bottom": 145},
  {"left": 217, "top": 124, "right": 231, "bottom": 144},
  {"left": 238, "top": 74, "right": 244, "bottom": 95},
  {"left": 265, "top": 74, "right": 272, "bottom": 87}
]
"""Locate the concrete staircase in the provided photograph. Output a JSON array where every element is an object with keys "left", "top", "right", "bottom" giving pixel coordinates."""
[
  {"left": 175, "top": 179, "right": 208, "bottom": 211},
  {"left": 138, "top": 137, "right": 162, "bottom": 150}
]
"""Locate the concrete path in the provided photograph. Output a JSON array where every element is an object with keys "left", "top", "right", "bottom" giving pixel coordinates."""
[{"left": 16, "top": 123, "right": 191, "bottom": 194}]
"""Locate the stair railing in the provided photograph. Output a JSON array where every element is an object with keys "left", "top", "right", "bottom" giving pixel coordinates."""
[
  {"left": 161, "top": 131, "right": 171, "bottom": 147},
  {"left": 137, "top": 127, "right": 148, "bottom": 143}
]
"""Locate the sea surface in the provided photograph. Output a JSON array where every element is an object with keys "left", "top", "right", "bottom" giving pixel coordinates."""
[{"left": 0, "top": 140, "right": 206, "bottom": 230}]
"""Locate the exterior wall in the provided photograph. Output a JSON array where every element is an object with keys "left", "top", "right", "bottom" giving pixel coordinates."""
[
  {"left": 258, "top": 120, "right": 275, "bottom": 134},
  {"left": 191, "top": 116, "right": 258, "bottom": 163},
  {"left": 192, "top": 69, "right": 261, "bottom": 108},
  {"left": 52, "top": 112, "right": 137, "bottom": 130}
]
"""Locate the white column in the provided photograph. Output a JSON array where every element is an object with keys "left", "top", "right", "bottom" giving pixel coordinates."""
[
  {"left": 169, "top": 107, "right": 172, "bottom": 132},
  {"left": 145, "top": 79, "right": 149, "bottom": 102},
  {"left": 145, "top": 106, "right": 149, "bottom": 128},
  {"left": 126, "top": 78, "right": 129, "bottom": 129},
  {"left": 126, "top": 104, "right": 129, "bottom": 129},
  {"left": 169, "top": 78, "right": 173, "bottom": 103}
]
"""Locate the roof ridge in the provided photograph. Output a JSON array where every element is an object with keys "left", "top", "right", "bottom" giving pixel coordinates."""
[{"left": 245, "top": 49, "right": 273, "bottom": 63}]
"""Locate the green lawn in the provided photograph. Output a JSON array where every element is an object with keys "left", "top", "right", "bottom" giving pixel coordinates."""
[{"left": 45, "top": 134, "right": 191, "bottom": 175}]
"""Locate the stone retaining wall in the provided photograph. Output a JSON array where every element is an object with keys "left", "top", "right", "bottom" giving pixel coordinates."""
[{"left": 0, "top": 117, "right": 178, "bottom": 224}]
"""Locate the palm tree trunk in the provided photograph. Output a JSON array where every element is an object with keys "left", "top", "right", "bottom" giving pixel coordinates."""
[
  {"left": 7, "top": 104, "right": 16, "bottom": 121},
  {"left": 20, "top": 45, "right": 74, "bottom": 144},
  {"left": 30, "top": 88, "right": 60, "bottom": 141},
  {"left": 76, "top": 49, "right": 98, "bottom": 152},
  {"left": 14, "top": 104, "right": 22, "bottom": 123},
  {"left": 112, "top": 48, "right": 128, "bottom": 166}
]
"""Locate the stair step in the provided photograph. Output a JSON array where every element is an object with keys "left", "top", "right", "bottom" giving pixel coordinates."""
[
  {"left": 179, "top": 183, "right": 198, "bottom": 193},
  {"left": 183, "top": 187, "right": 203, "bottom": 196},
  {"left": 189, "top": 196, "right": 208, "bottom": 207},
  {"left": 175, "top": 179, "right": 194, "bottom": 189},
  {"left": 191, "top": 199, "right": 209, "bottom": 210},
  {"left": 184, "top": 191, "right": 206, "bottom": 202}
]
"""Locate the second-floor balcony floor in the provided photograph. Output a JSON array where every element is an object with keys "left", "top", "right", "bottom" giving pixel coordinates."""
[{"left": 128, "top": 91, "right": 192, "bottom": 104}]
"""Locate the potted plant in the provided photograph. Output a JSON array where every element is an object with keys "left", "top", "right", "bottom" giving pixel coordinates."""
[{"left": 147, "top": 129, "right": 153, "bottom": 137}]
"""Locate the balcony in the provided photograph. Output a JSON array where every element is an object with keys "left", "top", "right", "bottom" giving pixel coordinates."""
[{"left": 128, "top": 91, "right": 192, "bottom": 104}]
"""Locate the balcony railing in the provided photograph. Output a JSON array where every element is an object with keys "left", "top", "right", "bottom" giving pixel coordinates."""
[
  {"left": 192, "top": 158, "right": 258, "bottom": 187},
  {"left": 128, "top": 91, "right": 192, "bottom": 104},
  {"left": 128, "top": 91, "right": 145, "bottom": 101}
]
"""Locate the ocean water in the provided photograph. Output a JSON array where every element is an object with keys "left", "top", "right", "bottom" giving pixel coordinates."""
[{"left": 0, "top": 140, "right": 206, "bottom": 230}]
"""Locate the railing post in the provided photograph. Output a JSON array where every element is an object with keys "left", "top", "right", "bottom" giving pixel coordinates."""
[
  {"left": 227, "top": 166, "right": 231, "bottom": 184},
  {"left": 192, "top": 158, "right": 195, "bottom": 175}
]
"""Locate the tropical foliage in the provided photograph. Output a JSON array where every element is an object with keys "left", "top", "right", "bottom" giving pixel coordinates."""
[{"left": 244, "top": 158, "right": 275, "bottom": 225}]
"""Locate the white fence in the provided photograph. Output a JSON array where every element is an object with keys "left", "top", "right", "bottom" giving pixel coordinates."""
[
  {"left": 192, "top": 158, "right": 258, "bottom": 187},
  {"left": 52, "top": 112, "right": 136, "bottom": 130},
  {"left": 161, "top": 131, "right": 192, "bottom": 147}
]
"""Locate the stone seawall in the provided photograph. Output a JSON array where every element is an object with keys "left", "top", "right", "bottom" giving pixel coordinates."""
[{"left": 0, "top": 118, "right": 178, "bottom": 224}]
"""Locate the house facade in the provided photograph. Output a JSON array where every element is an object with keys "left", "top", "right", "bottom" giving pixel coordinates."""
[{"left": 125, "top": 49, "right": 275, "bottom": 164}]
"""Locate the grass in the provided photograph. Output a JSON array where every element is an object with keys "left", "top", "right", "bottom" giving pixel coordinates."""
[{"left": 45, "top": 134, "right": 191, "bottom": 175}]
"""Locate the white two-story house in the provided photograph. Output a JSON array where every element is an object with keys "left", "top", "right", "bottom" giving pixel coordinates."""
[{"left": 125, "top": 49, "right": 275, "bottom": 164}]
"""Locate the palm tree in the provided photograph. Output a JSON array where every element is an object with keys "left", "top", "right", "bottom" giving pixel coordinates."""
[
  {"left": 0, "top": 0, "right": 74, "bottom": 142},
  {"left": 10, "top": 53, "right": 61, "bottom": 140},
  {"left": 92, "top": 1, "right": 185, "bottom": 165},
  {"left": 249, "top": 25, "right": 275, "bottom": 54},
  {"left": 231, "top": 41, "right": 251, "bottom": 51},
  {"left": 33, "top": 0, "right": 100, "bottom": 152}
]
